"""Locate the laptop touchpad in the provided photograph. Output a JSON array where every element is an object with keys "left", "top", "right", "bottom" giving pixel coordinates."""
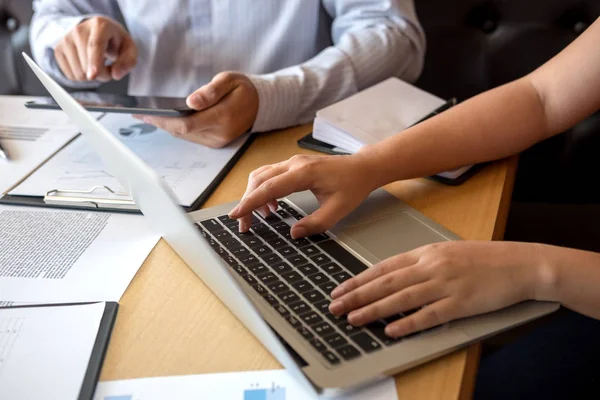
[{"left": 342, "top": 211, "right": 451, "bottom": 260}]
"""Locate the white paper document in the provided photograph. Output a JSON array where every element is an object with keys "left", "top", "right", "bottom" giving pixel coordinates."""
[
  {"left": 0, "top": 205, "right": 159, "bottom": 303},
  {"left": 94, "top": 369, "right": 398, "bottom": 400},
  {"left": 10, "top": 113, "right": 249, "bottom": 208},
  {"left": 0, "top": 96, "right": 87, "bottom": 194},
  {"left": 0, "top": 302, "right": 106, "bottom": 400}
]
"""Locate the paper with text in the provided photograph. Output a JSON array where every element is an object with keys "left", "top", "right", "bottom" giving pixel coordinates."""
[
  {"left": 0, "top": 302, "right": 105, "bottom": 400},
  {"left": 0, "top": 205, "right": 159, "bottom": 303}
]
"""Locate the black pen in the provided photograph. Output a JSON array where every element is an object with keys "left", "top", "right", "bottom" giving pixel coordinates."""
[
  {"left": 0, "top": 142, "right": 8, "bottom": 160},
  {"left": 411, "top": 97, "right": 457, "bottom": 127}
]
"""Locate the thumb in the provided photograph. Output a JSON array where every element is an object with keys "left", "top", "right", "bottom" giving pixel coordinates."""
[
  {"left": 110, "top": 35, "right": 137, "bottom": 81},
  {"left": 291, "top": 194, "right": 356, "bottom": 239},
  {"left": 186, "top": 72, "right": 238, "bottom": 111}
]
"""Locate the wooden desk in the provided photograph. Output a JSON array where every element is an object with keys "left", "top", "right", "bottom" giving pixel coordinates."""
[{"left": 100, "top": 124, "right": 518, "bottom": 399}]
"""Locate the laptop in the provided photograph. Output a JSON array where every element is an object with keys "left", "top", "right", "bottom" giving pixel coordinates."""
[{"left": 24, "top": 53, "right": 559, "bottom": 397}]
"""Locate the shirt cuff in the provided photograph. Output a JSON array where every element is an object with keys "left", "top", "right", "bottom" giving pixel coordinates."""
[{"left": 247, "top": 74, "right": 302, "bottom": 133}]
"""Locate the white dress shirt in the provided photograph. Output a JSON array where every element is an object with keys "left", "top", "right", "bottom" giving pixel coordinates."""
[{"left": 30, "top": 0, "right": 425, "bottom": 133}]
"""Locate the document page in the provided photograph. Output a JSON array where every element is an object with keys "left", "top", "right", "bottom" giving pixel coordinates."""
[
  {"left": 10, "top": 113, "right": 249, "bottom": 207},
  {"left": 94, "top": 369, "right": 399, "bottom": 400},
  {"left": 0, "top": 205, "right": 159, "bottom": 303},
  {"left": 0, "top": 96, "right": 90, "bottom": 194},
  {"left": 0, "top": 302, "right": 106, "bottom": 400}
]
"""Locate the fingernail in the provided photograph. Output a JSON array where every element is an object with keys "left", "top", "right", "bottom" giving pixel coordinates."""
[
  {"left": 330, "top": 285, "right": 345, "bottom": 298},
  {"left": 347, "top": 310, "right": 363, "bottom": 325},
  {"left": 291, "top": 226, "right": 307, "bottom": 239},
  {"left": 238, "top": 220, "right": 248, "bottom": 233},
  {"left": 385, "top": 325, "right": 401, "bottom": 338},
  {"left": 329, "top": 300, "right": 344, "bottom": 315},
  {"left": 268, "top": 203, "right": 278, "bottom": 213},
  {"left": 229, "top": 205, "right": 241, "bottom": 218},
  {"left": 86, "top": 67, "right": 94, "bottom": 80}
]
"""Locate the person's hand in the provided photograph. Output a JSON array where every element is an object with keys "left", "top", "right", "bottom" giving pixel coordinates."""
[
  {"left": 228, "top": 153, "right": 378, "bottom": 235},
  {"left": 135, "top": 72, "right": 259, "bottom": 148},
  {"left": 54, "top": 16, "right": 137, "bottom": 82},
  {"left": 328, "top": 241, "right": 546, "bottom": 338}
]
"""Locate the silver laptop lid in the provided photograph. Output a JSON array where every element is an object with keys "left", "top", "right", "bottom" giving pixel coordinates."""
[{"left": 23, "top": 53, "right": 320, "bottom": 396}]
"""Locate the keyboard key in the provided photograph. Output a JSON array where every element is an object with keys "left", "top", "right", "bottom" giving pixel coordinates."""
[
  {"left": 274, "top": 304, "right": 289, "bottom": 317},
  {"left": 262, "top": 253, "right": 283, "bottom": 266},
  {"left": 307, "top": 272, "right": 329, "bottom": 285},
  {"left": 303, "top": 290, "right": 325, "bottom": 304},
  {"left": 251, "top": 284, "right": 268, "bottom": 297},
  {"left": 268, "top": 281, "right": 290, "bottom": 294},
  {"left": 290, "top": 301, "right": 311, "bottom": 315},
  {"left": 214, "top": 246, "right": 229, "bottom": 259},
  {"left": 325, "top": 333, "right": 348, "bottom": 349},
  {"left": 251, "top": 224, "right": 272, "bottom": 235},
  {"left": 321, "top": 262, "right": 342, "bottom": 275},
  {"left": 242, "top": 274, "right": 257, "bottom": 285},
  {"left": 298, "top": 264, "right": 319, "bottom": 276},
  {"left": 278, "top": 246, "right": 298, "bottom": 258},
  {"left": 253, "top": 245, "right": 272, "bottom": 257},
  {"left": 277, "top": 209, "right": 291, "bottom": 218},
  {"left": 289, "top": 238, "right": 310, "bottom": 248},
  {"left": 271, "top": 262, "right": 292, "bottom": 274},
  {"left": 221, "top": 238, "right": 241, "bottom": 249},
  {"left": 281, "top": 270, "right": 303, "bottom": 283},
  {"left": 366, "top": 322, "right": 399, "bottom": 346},
  {"left": 213, "top": 230, "right": 232, "bottom": 241},
  {"left": 301, "top": 311, "right": 323, "bottom": 326},
  {"left": 312, "top": 321, "right": 335, "bottom": 337},
  {"left": 218, "top": 214, "right": 234, "bottom": 223},
  {"left": 272, "top": 221, "right": 290, "bottom": 232},
  {"left": 278, "top": 291, "right": 300, "bottom": 304},
  {"left": 197, "top": 226, "right": 209, "bottom": 237},
  {"left": 309, "top": 338, "right": 326, "bottom": 352},
  {"left": 318, "top": 281, "right": 337, "bottom": 295},
  {"left": 308, "top": 233, "right": 329, "bottom": 243},
  {"left": 257, "top": 231, "right": 277, "bottom": 240},
  {"left": 239, "top": 235, "right": 264, "bottom": 248},
  {"left": 231, "top": 246, "right": 251, "bottom": 258},
  {"left": 291, "top": 280, "right": 313, "bottom": 293},
  {"left": 239, "top": 255, "right": 261, "bottom": 267},
  {"left": 322, "top": 351, "right": 341, "bottom": 365},
  {"left": 324, "top": 312, "right": 345, "bottom": 325},
  {"left": 337, "top": 321, "right": 362, "bottom": 335},
  {"left": 335, "top": 344, "right": 361, "bottom": 361},
  {"left": 232, "top": 264, "right": 248, "bottom": 276},
  {"left": 332, "top": 271, "right": 352, "bottom": 283},
  {"left": 297, "top": 326, "right": 314, "bottom": 339},
  {"left": 300, "top": 245, "right": 320, "bottom": 256},
  {"left": 266, "top": 236, "right": 287, "bottom": 249},
  {"left": 313, "top": 300, "right": 330, "bottom": 313},
  {"left": 200, "top": 218, "right": 222, "bottom": 232},
  {"left": 248, "top": 263, "right": 270, "bottom": 276},
  {"left": 258, "top": 272, "right": 279, "bottom": 284},
  {"left": 285, "top": 315, "right": 302, "bottom": 329},
  {"left": 310, "top": 254, "right": 331, "bottom": 266},
  {"left": 264, "top": 294, "right": 279, "bottom": 306},
  {"left": 318, "top": 240, "right": 368, "bottom": 276},
  {"left": 224, "top": 256, "right": 238, "bottom": 267},
  {"left": 278, "top": 201, "right": 288, "bottom": 209},
  {"left": 262, "top": 214, "right": 281, "bottom": 225},
  {"left": 350, "top": 332, "right": 382, "bottom": 353},
  {"left": 288, "top": 255, "right": 309, "bottom": 267}
]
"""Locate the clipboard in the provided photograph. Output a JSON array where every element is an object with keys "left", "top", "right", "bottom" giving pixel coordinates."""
[
  {"left": 0, "top": 301, "right": 119, "bottom": 400},
  {"left": 0, "top": 134, "right": 254, "bottom": 213}
]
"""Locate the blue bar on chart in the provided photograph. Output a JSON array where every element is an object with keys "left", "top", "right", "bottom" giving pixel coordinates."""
[{"left": 243, "top": 386, "right": 285, "bottom": 400}]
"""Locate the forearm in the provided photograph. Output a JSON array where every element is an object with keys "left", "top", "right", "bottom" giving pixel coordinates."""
[
  {"left": 249, "top": 0, "right": 425, "bottom": 132},
  {"left": 358, "top": 77, "right": 551, "bottom": 186},
  {"left": 534, "top": 245, "right": 600, "bottom": 320}
]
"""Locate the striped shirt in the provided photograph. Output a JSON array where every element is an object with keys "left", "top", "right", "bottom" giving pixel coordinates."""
[{"left": 30, "top": 0, "right": 425, "bottom": 132}]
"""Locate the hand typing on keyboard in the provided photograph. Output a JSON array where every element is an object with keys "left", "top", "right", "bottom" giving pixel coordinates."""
[
  {"left": 228, "top": 154, "right": 376, "bottom": 237},
  {"left": 328, "top": 240, "right": 544, "bottom": 338}
]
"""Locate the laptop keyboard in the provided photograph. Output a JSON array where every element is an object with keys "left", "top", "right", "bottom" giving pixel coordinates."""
[{"left": 197, "top": 200, "right": 411, "bottom": 367}]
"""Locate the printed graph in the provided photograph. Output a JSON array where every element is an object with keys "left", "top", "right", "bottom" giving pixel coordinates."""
[{"left": 244, "top": 382, "right": 286, "bottom": 400}]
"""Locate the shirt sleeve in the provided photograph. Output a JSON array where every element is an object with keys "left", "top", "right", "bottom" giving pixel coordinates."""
[
  {"left": 29, "top": 0, "right": 121, "bottom": 88},
  {"left": 247, "top": 0, "right": 426, "bottom": 133}
]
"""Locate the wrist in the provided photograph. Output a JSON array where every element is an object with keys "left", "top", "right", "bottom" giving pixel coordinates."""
[
  {"left": 528, "top": 243, "right": 560, "bottom": 302},
  {"left": 355, "top": 144, "right": 394, "bottom": 189}
]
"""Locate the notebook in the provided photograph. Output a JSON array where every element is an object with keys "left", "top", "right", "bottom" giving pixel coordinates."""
[{"left": 312, "top": 77, "right": 474, "bottom": 182}]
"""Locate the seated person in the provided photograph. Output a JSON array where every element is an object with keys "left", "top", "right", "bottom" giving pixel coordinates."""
[
  {"left": 229, "top": 17, "right": 600, "bottom": 399},
  {"left": 30, "top": 0, "right": 425, "bottom": 148}
]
